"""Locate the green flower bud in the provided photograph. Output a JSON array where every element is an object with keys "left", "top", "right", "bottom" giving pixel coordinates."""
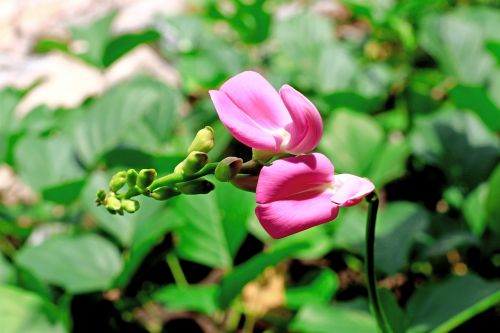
[
  {"left": 109, "top": 171, "right": 127, "bottom": 192},
  {"left": 215, "top": 157, "right": 243, "bottom": 182},
  {"left": 176, "top": 179, "right": 214, "bottom": 195},
  {"left": 121, "top": 199, "right": 140, "bottom": 213},
  {"left": 126, "top": 169, "right": 138, "bottom": 187},
  {"left": 96, "top": 189, "right": 106, "bottom": 205},
  {"left": 252, "top": 149, "right": 277, "bottom": 163},
  {"left": 174, "top": 151, "right": 208, "bottom": 176},
  {"left": 150, "top": 187, "right": 180, "bottom": 201},
  {"left": 106, "top": 196, "right": 122, "bottom": 211},
  {"left": 137, "top": 169, "right": 157, "bottom": 189},
  {"left": 187, "top": 126, "right": 214, "bottom": 153}
]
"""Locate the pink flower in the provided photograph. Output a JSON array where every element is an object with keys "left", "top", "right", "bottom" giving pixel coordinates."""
[
  {"left": 255, "top": 153, "right": 375, "bottom": 239},
  {"left": 209, "top": 71, "right": 322, "bottom": 154}
]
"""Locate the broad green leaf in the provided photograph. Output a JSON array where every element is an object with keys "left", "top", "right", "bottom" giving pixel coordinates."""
[
  {"left": 174, "top": 181, "right": 254, "bottom": 268},
  {"left": 272, "top": 225, "right": 333, "bottom": 260},
  {"left": 15, "top": 135, "right": 84, "bottom": 192},
  {"left": 334, "top": 202, "right": 429, "bottom": 275},
  {"left": 154, "top": 284, "right": 219, "bottom": 315},
  {"left": 73, "top": 76, "right": 179, "bottom": 166},
  {"left": 286, "top": 269, "right": 339, "bottom": 310},
  {"left": 16, "top": 234, "right": 123, "bottom": 294},
  {"left": 114, "top": 208, "right": 183, "bottom": 288},
  {"left": 485, "top": 165, "right": 500, "bottom": 233},
  {"left": 449, "top": 85, "right": 500, "bottom": 132},
  {"left": 208, "top": 0, "right": 272, "bottom": 44},
  {"left": 102, "top": 29, "right": 160, "bottom": 67},
  {"left": 321, "top": 110, "right": 409, "bottom": 188},
  {"left": 379, "top": 288, "right": 409, "bottom": 333},
  {"left": 407, "top": 274, "right": 500, "bottom": 333},
  {"left": 218, "top": 242, "right": 308, "bottom": 309},
  {"left": 289, "top": 302, "right": 377, "bottom": 333},
  {"left": 70, "top": 12, "right": 115, "bottom": 67},
  {"left": 419, "top": 8, "right": 498, "bottom": 85},
  {"left": 0, "top": 285, "right": 66, "bottom": 333},
  {"left": 463, "top": 183, "right": 489, "bottom": 236},
  {"left": 411, "top": 109, "right": 499, "bottom": 190},
  {"left": 0, "top": 252, "right": 15, "bottom": 284}
]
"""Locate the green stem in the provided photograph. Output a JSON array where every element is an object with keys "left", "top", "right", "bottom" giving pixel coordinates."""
[
  {"left": 365, "top": 192, "right": 392, "bottom": 333},
  {"left": 148, "top": 163, "right": 218, "bottom": 192},
  {"left": 166, "top": 252, "right": 188, "bottom": 286},
  {"left": 242, "top": 314, "right": 256, "bottom": 333}
]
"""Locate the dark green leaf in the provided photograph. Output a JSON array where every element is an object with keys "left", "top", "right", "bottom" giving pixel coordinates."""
[
  {"left": 16, "top": 234, "right": 123, "bottom": 293},
  {"left": 407, "top": 274, "right": 500, "bottom": 333}
]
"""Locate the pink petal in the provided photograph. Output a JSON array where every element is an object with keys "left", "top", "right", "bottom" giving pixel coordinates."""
[
  {"left": 330, "top": 174, "right": 375, "bottom": 207},
  {"left": 220, "top": 71, "right": 291, "bottom": 130},
  {"left": 255, "top": 191, "right": 339, "bottom": 239},
  {"left": 279, "top": 85, "right": 323, "bottom": 153},
  {"left": 209, "top": 90, "right": 280, "bottom": 150},
  {"left": 256, "top": 153, "right": 334, "bottom": 204}
]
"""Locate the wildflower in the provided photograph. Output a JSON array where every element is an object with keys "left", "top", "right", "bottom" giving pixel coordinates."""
[
  {"left": 209, "top": 71, "right": 322, "bottom": 154},
  {"left": 255, "top": 153, "right": 374, "bottom": 238}
]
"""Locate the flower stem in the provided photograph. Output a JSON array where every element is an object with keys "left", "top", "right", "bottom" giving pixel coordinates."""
[
  {"left": 166, "top": 252, "right": 188, "bottom": 286},
  {"left": 365, "top": 192, "right": 392, "bottom": 333},
  {"left": 147, "top": 163, "right": 218, "bottom": 192}
]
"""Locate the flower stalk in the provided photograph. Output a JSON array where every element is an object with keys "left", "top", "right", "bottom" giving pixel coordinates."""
[{"left": 365, "top": 192, "right": 392, "bottom": 333}]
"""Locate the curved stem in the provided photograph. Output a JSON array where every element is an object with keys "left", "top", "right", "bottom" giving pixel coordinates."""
[
  {"left": 148, "top": 163, "right": 218, "bottom": 192},
  {"left": 365, "top": 192, "right": 392, "bottom": 333}
]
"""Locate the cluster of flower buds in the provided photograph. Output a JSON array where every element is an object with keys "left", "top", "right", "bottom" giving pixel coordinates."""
[{"left": 96, "top": 126, "right": 262, "bottom": 214}]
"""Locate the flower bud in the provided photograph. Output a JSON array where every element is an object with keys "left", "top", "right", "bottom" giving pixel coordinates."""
[
  {"left": 106, "top": 196, "right": 122, "bottom": 211},
  {"left": 137, "top": 169, "right": 157, "bottom": 189},
  {"left": 176, "top": 179, "right": 214, "bottom": 195},
  {"left": 174, "top": 151, "right": 208, "bottom": 176},
  {"left": 121, "top": 199, "right": 140, "bottom": 213},
  {"left": 215, "top": 157, "right": 243, "bottom": 182},
  {"left": 252, "top": 149, "right": 276, "bottom": 163},
  {"left": 126, "top": 169, "right": 138, "bottom": 187},
  {"left": 150, "top": 187, "right": 180, "bottom": 201},
  {"left": 187, "top": 126, "right": 214, "bottom": 153},
  {"left": 109, "top": 171, "right": 127, "bottom": 192},
  {"left": 230, "top": 175, "right": 259, "bottom": 192},
  {"left": 96, "top": 189, "right": 106, "bottom": 205}
]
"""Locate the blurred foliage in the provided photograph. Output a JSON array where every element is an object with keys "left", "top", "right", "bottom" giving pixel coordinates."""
[{"left": 1, "top": 0, "right": 499, "bottom": 332}]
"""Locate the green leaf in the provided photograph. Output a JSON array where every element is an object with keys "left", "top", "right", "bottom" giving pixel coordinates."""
[
  {"left": 154, "top": 284, "right": 219, "bottom": 315},
  {"left": 286, "top": 269, "right": 339, "bottom": 310},
  {"left": 15, "top": 234, "right": 123, "bottom": 294},
  {"left": 218, "top": 242, "right": 308, "bottom": 309},
  {"left": 449, "top": 85, "right": 500, "bottom": 132},
  {"left": 102, "top": 29, "right": 160, "bottom": 67},
  {"left": 15, "top": 135, "right": 84, "bottom": 192},
  {"left": 70, "top": 12, "right": 116, "bottom": 67},
  {"left": 114, "top": 208, "right": 183, "bottom": 288},
  {"left": 42, "top": 178, "right": 87, "bottom": 204},
  {"left": 411, "top": 109, "right": 499, "bottom": 190},
  {"left": 73, "top": 76, "right": 179, "bottom": 166},
  {"left": 463, "top": 183, "right": 489, "bottom": 236},
  {"left": 174, "top": 181, "right": 254, "bottom": 268},
  {"left": 485, "top": 164, "right": 500, "bottom": 233},
  {"left": 321, "top": 110, "right": 409, "bottom": 188},
  {"left": 378, "top": 288, "right": 409, "bottom": 333},
  {"left": 0, "top": 252, "right": 15, "bottom": 284},
  {"left": 419, "top": 8, "right": 498, "bottom": 85},
  {"left": 0, "top": 285, "right": 66, "bottom": 333},
  {"left": 334, "top": 202, "right": 429, "bottom": 275},
  {"left": 289, "top": 302, "right": 377, "bottom": 333},
  {"left": 407, "top": 274, "right": 500, "bottom": 333}
]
